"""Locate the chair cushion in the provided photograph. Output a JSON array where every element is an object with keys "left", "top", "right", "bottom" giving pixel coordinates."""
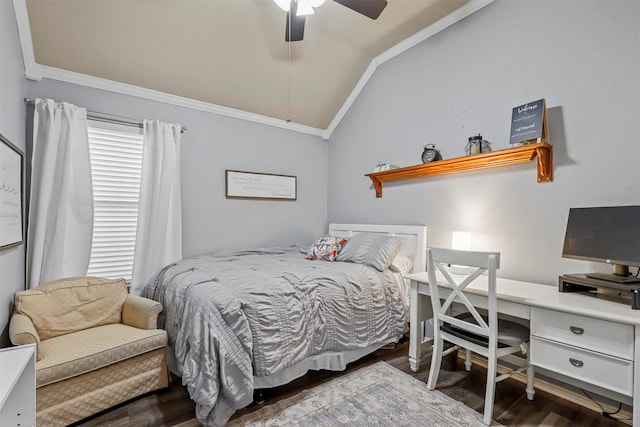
[
  {"left": 36, "top": 323, "right": 167, "bottom": 387},
  {"left": 442, "top": 312, "right": 529, "bottom": 348},
  {"left": 15, "top": 277, "right": 128, "bottom": 340}
]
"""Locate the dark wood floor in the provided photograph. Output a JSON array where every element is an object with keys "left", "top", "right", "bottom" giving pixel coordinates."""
[{"left": 76, "top": 340, "right": 630, "bottom": 426}]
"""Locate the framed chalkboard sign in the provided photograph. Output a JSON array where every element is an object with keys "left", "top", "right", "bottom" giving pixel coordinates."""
[
  {"left": 225, "top": 170, "right": 297, "bottom": 200},
  {"left": 509, "top": 99, "right": 548, "bottom": 146}
]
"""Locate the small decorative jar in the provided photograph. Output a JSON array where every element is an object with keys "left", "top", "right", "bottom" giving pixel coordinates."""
[{"left": 465, "top": 134, "right": 491, "bottom": 155}]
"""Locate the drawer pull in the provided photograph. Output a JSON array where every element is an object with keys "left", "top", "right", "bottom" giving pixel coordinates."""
[
  {"left": 569, "top": 326, "right": 584, "bottom": 335},
  {"left": 569, "top": 358, "right": 584, "bottom": 368}
]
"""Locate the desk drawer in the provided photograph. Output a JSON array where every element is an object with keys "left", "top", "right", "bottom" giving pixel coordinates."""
[
  {"left": 530, "top": 336, "right": 633, "bottom": 396},
  {"left": 531, "top": 307, "right": 633, "bottom": 360}
]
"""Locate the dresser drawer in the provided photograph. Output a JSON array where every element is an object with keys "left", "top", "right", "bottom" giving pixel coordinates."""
[
  {"left": 531, "top": 307, "right": 634, "bottom": 360},
  {"left": 530, "top": 336, "right": 633, "bottom": 396}
]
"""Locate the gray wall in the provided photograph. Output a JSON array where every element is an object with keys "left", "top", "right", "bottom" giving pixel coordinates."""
[
  {"left": 5, "top": 0, "right": 331, "bottom": 345},
  {"left": 327, "top": 0, "right": 640, "bottom": 286},
  {"left": 25, "top": 79, "right": 329, "bottom": 257},
  {"left": 3, "top": 0, "right": 639, "bottom": 342},
  {"left": 0, "top": 1, "right": 27, "bottom": 346}
]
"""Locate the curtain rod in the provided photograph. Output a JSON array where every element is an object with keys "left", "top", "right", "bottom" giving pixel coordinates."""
[{"left": 24, "top": 98, "right": 187, "bottom": 133}]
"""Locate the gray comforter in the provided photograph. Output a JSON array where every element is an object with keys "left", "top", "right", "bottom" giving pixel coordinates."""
[{"left": 142, "top": 247, "right": 407, "bottom": 426}]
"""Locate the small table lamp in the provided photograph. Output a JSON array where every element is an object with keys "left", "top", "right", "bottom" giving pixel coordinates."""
[{"left": 450, "top": 231, "right": 472, "bottom": 274}]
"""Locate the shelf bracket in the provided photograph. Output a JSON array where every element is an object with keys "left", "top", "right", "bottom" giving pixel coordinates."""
[
  {"left": 370, "top": 176, "right": 383, "bottom": 198},
  {"left": 535, "top": 144, "right": 553, "bottom": 182}
]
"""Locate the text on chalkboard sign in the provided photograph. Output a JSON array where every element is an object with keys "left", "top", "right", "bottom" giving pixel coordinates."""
[{"left": 510, "top": 99, "right": 548, "bottom": 145}]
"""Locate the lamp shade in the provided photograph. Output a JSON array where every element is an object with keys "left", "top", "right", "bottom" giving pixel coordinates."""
[
  {"left": 450, "top": 231, "right": 472, "bottom": 274},
  {"left": 451, "top": 231, "right": 471, "bottom": 251}
]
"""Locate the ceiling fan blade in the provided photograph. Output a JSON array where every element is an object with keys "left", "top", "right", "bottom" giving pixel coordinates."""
[
  {"left": 285, "top": 1, "right": 305, "bottom": 42},
  {"left": 333, "top": 0, "right": 387, "bottom": 19}
]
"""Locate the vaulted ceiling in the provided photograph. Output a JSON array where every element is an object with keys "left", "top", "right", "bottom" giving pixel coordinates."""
[{"left": 23, "top": 0, "right": 483, "bottom": 135}]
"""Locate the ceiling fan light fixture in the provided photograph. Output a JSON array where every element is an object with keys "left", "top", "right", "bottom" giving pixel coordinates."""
[
  {"left": 296, "top": 0, "right": 315, "bottom": 16},
  {"left": 273, "top": 0, "right": 291, "bottom": 12},
  {"left": 274, "top": 0, "right": 325, "bottom": 15}
]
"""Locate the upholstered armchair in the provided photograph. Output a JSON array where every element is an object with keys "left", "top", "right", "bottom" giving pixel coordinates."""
[{"left": 9, "top": 276, "right": 169, "bottom": 427}]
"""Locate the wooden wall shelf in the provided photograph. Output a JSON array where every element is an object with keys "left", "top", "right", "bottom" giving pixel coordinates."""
[{"left": 365, "top": 143, "right": 552, "bottom": 198}]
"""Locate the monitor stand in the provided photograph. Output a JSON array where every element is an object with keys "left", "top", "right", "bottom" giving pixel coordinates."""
[
  {"left": 559, "top": 274, "right": 640, "bottom": 309},
  {"left": 586, "top": 272, "right": 640, "bottom": 284}
]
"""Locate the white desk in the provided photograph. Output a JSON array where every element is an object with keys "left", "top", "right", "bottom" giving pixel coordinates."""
[{"left": 406, "top": 271, "right": 640, "bottom": 426}]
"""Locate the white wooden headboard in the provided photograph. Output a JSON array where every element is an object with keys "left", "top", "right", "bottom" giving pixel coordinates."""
[{"left": 329, "top": 223, "right": 428, "bottom": 273}]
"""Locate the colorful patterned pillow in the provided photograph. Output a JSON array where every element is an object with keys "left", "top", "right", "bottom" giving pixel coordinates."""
[{"left": 305, "top": 236, "right": 347, "bottom": 261}]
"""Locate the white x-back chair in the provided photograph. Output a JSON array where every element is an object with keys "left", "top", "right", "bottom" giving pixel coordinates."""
[{"left": 425, "top": 247, "right": 535, "bottom": 425}]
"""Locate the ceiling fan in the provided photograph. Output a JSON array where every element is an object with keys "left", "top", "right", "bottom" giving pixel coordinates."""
[{"left": 273, "top": 0, "right": 388, "bottom": 42}]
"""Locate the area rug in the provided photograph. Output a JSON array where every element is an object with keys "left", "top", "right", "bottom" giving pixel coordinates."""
[{"left": 223, "top": 361, "right": 498, "bottom": 426}]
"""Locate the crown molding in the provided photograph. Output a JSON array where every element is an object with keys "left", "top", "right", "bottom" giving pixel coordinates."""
[
  {"left": 38, "top": 65, "right": 325, "bottom": 137},
  {"left": 12, "top": 0, "right": 41, "bottom": 81},
  {"left": 11, "top": 0, "right": 324, "bottom": 138},
  {"left": 13, "top": 0, "right": 493, "bottom": 142}
]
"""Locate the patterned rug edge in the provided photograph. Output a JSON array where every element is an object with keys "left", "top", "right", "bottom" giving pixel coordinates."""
[{"left": 176, "top": 361, "right": 501, "bottom": 426}]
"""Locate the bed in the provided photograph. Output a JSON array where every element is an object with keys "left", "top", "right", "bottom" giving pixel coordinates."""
[{"left": 141, "top": 223, "right": 427, "bottom": 426}]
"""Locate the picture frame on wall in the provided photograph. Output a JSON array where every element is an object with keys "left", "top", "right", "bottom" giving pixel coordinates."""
[
  {"left": 0, "top": 133, "right": 24, "bottom": 248},
  {"left": 225, "top": 170, "right": 297, "bottom": 201}
]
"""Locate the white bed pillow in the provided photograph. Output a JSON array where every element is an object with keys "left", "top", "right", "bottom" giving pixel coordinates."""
[
  {"left": 336, "top": 233, "right": 405, "bottom": 271},
  {"left": 389, "top": 254, "right": 413, "bottom": 275}
]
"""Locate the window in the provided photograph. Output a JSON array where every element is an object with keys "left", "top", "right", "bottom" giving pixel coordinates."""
[{"left": 86, "top": 122, "right": 143, "bottom": 280}]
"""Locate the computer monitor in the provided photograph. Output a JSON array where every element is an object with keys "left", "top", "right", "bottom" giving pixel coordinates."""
[{"left": 562, "top": 205, "right": 640, "bottom": 283}]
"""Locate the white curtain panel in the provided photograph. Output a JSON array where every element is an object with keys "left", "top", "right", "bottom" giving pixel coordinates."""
[
  {"left": 130, "top": 119, "right": 182, "bottom": 295},
  {"left": 27, "top": 98, "right": 94, "bottom": 288}
]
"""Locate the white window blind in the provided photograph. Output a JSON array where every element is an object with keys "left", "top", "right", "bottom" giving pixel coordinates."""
[{"left": 86, "top": 122, "right": 143, "bottom": 280}]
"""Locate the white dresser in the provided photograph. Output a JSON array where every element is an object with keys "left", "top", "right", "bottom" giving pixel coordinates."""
[
  {"left": 0, "top": 344, "right": 36, "bottom": 427},
  {"left": 406, "top": 271, "right": 640, "bottom": 425},
  {"left": 531, "top": 307, "right": 635, "bottom": 400}
]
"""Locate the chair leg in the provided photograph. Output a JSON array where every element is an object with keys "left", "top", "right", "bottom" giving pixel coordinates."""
[
  {"left": 427, "top": 335, "right": 444, "bottom": 390},
  {"left": 483, "top": 355, "right": 498, "bottom": 426},
  {"left": 525, "top": 351, "right": 535, "bottom": 400},
  {"left": 464, "top": 348, "right": 472, "bottom": 371}
]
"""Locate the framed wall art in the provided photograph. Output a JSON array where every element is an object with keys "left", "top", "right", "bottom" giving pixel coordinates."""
[
  {"left": 0, "top": 133, "right": 24, "bottom": 248},
  {"left": 225, "top": 170, "right": 297, "bottom": 201}
]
